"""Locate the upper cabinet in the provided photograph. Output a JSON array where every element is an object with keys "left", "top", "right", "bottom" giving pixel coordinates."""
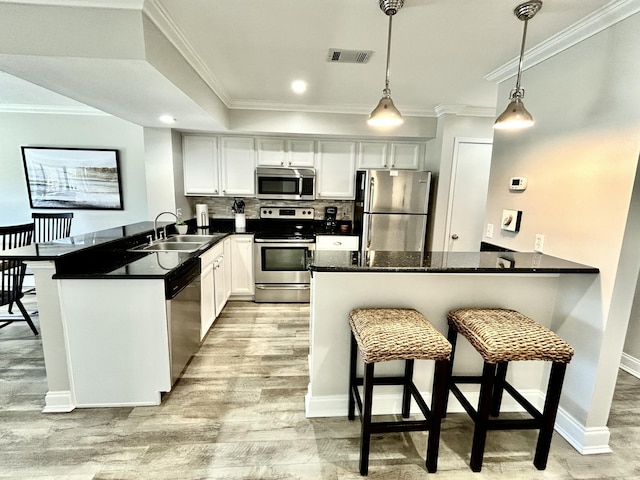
[
  {"left": 183, "top": 136, "right": 220, "bottom": 195},
  {"left": 316, "top": 141, "right": 357, "bottom": 200},
  {"left": 184, "top": 135, "right": 255, "bottom": 197},
  {"left": 357, "top": 141, "right": 422, "bottom": 170},
  {"left": 219, "top": 137, "right": 255, "bottom": 196},
  {"left": 257, "top": 138, "right": 315, "bottom": 167}
]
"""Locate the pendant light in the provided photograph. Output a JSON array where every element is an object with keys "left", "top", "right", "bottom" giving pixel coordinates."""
[
  {"left": 367, "top": 0, "right": 404, "bottom": 127},
  {"left": 494, "top": 0, "right": 543, "bottom": 130}
]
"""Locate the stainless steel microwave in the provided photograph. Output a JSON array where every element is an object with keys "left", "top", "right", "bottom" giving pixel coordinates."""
[{"left": 255, "top": 167, "right": 316, "bottom": 201}]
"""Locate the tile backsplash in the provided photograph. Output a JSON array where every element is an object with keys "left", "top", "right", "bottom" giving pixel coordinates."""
[{"left": 186, "top": 197, "right": 354, "bottom": 221}]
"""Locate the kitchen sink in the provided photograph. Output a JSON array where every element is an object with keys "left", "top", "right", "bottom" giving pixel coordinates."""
[
  {"left": 139, "top": 242, "right": 204, "bottom": 252},
  {"left": 127, "top": 233, "right": 226, "bottom": 253}
]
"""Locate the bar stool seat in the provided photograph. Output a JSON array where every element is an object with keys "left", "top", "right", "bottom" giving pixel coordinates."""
[
  {"left": 446, "top": 308, "right": 574, "bottom": 472},
  {"left": 348, "top": 308, "right": 451, "bottom": 476}
]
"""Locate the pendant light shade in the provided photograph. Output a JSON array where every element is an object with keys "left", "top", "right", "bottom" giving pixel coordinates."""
[
  {"left": 367, "top": 0, "right": 404, "bottom": 127},
  {"left": 494, "top": 0, "right": 542, "bottom": 130}
]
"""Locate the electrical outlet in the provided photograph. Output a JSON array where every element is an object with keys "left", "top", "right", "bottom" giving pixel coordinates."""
[
  {"left": 534, "top": 234, "right": 545, "bottom": 252},
  {"left": 176, "top": 208, "right": 182, "bottom": 218},
  {"left": 486, "top": 223, "right": 494, "bottom": 239}
]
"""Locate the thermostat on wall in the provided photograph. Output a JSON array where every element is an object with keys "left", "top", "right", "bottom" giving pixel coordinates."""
[{"left": 509, "top": 177, "right": 528, "bottom": 191}]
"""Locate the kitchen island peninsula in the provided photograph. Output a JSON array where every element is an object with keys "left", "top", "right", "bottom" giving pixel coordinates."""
[
  {"left": 306, "top": 249, "right": 599, "bottom": 453},
  {"left": 0, "top": 222, "right": 230, "bottom": 412}
]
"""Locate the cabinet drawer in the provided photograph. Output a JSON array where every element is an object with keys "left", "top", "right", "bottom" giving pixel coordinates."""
[{"left": 315, "top": 235, "right": 359, "bottom": 251}]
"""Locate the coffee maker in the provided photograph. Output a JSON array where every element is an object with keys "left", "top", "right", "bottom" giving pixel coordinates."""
[{"left": 324, "top": 206, "right": 337, "bottom": 232}]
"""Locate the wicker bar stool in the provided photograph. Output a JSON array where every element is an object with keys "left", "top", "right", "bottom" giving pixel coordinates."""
[
  {"left": 348, "top": 308, "right": 451, "bottom": 476},
  {"left": 445, "top": 308, "right": 574, "bottom": 472}
]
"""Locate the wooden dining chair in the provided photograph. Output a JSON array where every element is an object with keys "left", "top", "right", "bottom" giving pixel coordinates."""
[
  {"left": 32, "top": 212, "right": 73, "bottom": 243},
  {"left": 0, "top": 223, "right": 38, "bottom": 335}
]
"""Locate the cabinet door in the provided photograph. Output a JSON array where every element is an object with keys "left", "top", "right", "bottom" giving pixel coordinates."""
[
  {"left": 288, "top": 139, "right": 315, "bottom": 166},
  {"left": 230, "top": 235, "right": 254, "bottom": 296},
  {"left": 183, "top": 136, "right": 219, "bottom": 195},
  {"left": 200, "top": 262, "right": 215, "bottom": 340},
  {"left": 316, "top": 141, "right": 357, "bottom": 200},
  {"left": 223, "top": 237, "right": 232, "bottom": 301},
  {"left": 257, "top": 138, "right": 286, "bottom": 166},
  {"left": 390, "top": 142, "right": 421, "bottom": 169},
  {"left": 219, "top": 137, "right": 256, "bottom": 196},
  {"left": 213, "top": 254, "right": 226, "bottom": 316},
  {"left": 358, "top": 142, "right": 388, "bottom": 169}
]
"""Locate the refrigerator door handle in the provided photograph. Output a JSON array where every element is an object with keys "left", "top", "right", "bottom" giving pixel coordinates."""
[
  {"left": 365, "top": 215, "right": 372, "bottom": 250},
  {"left": 368, "top": 177, "right": 375, "bottom": 213}
]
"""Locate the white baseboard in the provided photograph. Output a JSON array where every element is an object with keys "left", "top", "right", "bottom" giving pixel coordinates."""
[
  {"left": 619, "top": 352, "right": 640, "bottom": 379},
  {"left": 305, "top": 387, "right": 612, "bottom": 455},
  {"left": 42, "top": 390, "right": 75, "bottom": 413}
]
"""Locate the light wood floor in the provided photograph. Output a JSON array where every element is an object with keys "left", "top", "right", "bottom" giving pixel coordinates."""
[{"left": 1, "top": 298, "right": 639, "bottom": 479}]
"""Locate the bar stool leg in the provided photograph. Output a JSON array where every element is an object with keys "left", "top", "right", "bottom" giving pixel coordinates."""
[
  {"left": 360, "top": 362, "right": 375, "bottom": 476},
  {"left": 348, "top": 333, "right": 358, "bottom": 421},
  {"left": 443, "top": 325, "right": 458, "bottom": 417},
  {"left": 491, "top": 362, "right": 508, "bottom": 417},
  {"left": 426, "top": 359, "right": 449, "bottom": 473},
  {"left": 401, "top": 359, "right": 414, "bottom": 418},
  {"left": 534, "top": 362, "right": 567, "bottom": 470},
  {"left": 470, "top": 362, "right": 497, "bottom": 472}
]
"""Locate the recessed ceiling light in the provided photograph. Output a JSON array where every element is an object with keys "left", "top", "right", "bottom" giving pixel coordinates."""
[
  {"left": 291, "top": 80, "right": 307, "bottom": 94},
  {"left": 159, "top": 114, "right": 176, "bottom": 124}
]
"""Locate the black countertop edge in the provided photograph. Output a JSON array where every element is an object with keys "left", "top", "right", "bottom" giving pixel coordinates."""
[{"left": 309, "top": 250, "right": 599, "bottom": 274}]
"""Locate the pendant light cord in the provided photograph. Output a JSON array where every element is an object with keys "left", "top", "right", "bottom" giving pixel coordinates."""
[
  {"left": 514, "top": 18, "right": 529, "bottom": 94},
  {"left": 384, "top": 14, "right": 393, "bottom": 95}
]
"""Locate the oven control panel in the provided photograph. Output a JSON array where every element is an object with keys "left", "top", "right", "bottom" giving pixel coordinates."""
[{"left": 260, "top": 207, "right": 315, "bottom": 219}]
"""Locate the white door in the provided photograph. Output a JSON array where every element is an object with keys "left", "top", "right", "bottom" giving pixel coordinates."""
[{"left": 446, "top": 139, "right": 493, "bottom": 252}]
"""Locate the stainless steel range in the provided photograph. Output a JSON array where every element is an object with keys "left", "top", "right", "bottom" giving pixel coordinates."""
[{"left": 254, "top": 207, "right": 315, "bottom": 303}]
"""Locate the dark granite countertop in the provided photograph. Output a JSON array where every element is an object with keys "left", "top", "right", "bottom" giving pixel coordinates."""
[{"left": 309, "top": 250, "right": 599, "bottom": 274}]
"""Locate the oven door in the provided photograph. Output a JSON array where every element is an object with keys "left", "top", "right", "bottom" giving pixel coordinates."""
[{"left": 254, "top": 240, "right": 315, "bottom": 302}]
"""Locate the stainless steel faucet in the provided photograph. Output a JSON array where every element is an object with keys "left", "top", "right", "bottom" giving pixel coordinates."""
[{"left": 154, "top": 211, "right": 178, "bottom": 240}]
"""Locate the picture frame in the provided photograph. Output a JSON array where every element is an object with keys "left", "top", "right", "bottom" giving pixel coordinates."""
[
  {"left": 21, "top": 147, "right": 124, "bottom": 210},
  {"left": 501, "top": 209, "right": 522, "bottom": 232}
]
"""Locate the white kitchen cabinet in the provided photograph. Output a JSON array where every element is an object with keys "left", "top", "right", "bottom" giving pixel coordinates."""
[
  {"left": 316, "top": 141, "right": 357, "bottom": 200},
  {"left": 200, "top": 249, "right": 216, "bottom": 340},
  {"left": 230, "top": 234, "right": 254, "bottom": 297},
  {"left": 219, "top": 137, "right": 256, "bottom": 196},
  {"left": 357, "top": 142, "right": 388, "bottom": 169},
  {"left": 357, "top": 141, "right": 422, "bottom": 170},
  {"left": 213, "top": 246, "right": 226, "bottom": 317},
  {"left": 390, "top": 142, "right": 421, "bottom": 169},
  {"left": 315, "top": 235, "right": 359, "bottom": 251},
  {"left": 257, "top": 138, "right": 315, "bottom": 167},
  {"left": 183, "top": 135, "right": 220, "bottom": 195},
  {"left": 223, "top": 237, "right": 232, "bottom": 300}
]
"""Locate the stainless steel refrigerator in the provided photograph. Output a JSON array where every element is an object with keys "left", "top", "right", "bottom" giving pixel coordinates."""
[{"left": 354, "top": 170, "right": 431, "bottom": 253}]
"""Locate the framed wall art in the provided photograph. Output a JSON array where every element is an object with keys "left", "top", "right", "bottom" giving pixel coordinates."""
[{"left": 21, "top": 147, "right": 124, "bottom": 210}]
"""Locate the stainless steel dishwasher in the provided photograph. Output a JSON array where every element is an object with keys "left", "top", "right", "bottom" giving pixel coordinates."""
[{"left": 165, "top": 259, "right": 201, "bottom": 385}]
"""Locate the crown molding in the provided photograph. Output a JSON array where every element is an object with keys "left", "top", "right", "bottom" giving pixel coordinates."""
[
  {"left": 434, "top": 104, "right": 495, "bottom": 117},
  {"left": 0, "top": 104, "right": 109, "bottom": 115},
  {"left": 486, "top": 0, "right": 640, "bottom": 83},
  {"left": 3, "top": 0, "right": 144, "bottom": 8},
  {"left": 143, "top": 0, "right": 231, "bottom": 107}
]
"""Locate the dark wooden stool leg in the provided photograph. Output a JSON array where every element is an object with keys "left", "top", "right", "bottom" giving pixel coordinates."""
[
  {"left": 359, "top": 362, "right": 375, "bottom": 476},
  {"left": 426, "top": 358, "right": 449, "bottom": 473},
  {"left": 534, "top": 362, "right": 567, "bottom": 470},
  {"left": 491, "top": 361, "right": 508, "bottom": 417},
  {"left": 470, "top": 362, "right": 497, "bottom": 472},
  {"left": 443, "top": 325, "right": 458, "bottom": 417},
  {"left": 348, "top": 333, "right": 357, "bottom": 421},
  {"left": 401, "top": 359, "right": 414, "bottom": 418}
]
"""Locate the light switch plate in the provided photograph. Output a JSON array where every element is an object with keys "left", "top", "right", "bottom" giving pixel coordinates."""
[{"left": 486, "top": 223, "right": 494, "bottom": 239}]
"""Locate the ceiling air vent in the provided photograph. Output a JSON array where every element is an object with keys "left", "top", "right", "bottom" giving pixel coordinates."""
[{"left": 328, "top": 49, "right": 373, "bottom": 64}]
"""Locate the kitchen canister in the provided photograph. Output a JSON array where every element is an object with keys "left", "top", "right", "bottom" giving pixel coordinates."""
[
  {"left": 195, "top": 204, "right": 210, "bottom": 228},
  {"left": 235, "top": 213, "right": 246, "bottom": 233}
]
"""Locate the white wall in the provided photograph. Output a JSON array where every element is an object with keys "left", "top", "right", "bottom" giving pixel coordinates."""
[
  {"left": 484, "top": 12, "right": 640, "bottom": 443},
  {"left": 0, "top": 112, "right": 148, "bottom": 234}
]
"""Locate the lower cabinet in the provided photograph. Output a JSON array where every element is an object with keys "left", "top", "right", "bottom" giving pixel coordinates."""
[
  {"left": 315, "top": 235, "right": 359, "bottom": 251},
  {"left": 199, "top": 242, "right": 223, "bottom": 339},
  {"left": 230, "top": 234, "right": 254, "bottom": 297}
]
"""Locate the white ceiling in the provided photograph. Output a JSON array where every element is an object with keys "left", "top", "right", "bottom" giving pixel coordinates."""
[{"left": 0, "top": 0, "right": 631, "bottom": 131}]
